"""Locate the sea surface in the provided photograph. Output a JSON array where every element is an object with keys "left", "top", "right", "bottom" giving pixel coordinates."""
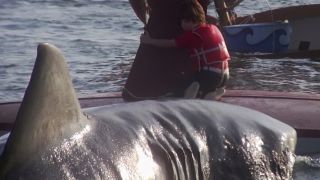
[{"left": 0, "top": 0, "right": 320, "bottom": 179}]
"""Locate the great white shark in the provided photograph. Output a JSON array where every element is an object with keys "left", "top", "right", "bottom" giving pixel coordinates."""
[{"left": 0, "top": 43, "right": 296, "bottom": 179}]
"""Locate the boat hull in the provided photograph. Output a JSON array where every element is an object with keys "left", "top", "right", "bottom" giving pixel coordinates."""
[
  {"left": 1, "top": 90, "right": 319, "bottom": 136},
  {"left": 233, "top": 4, "right": 320, "bottom": 58},
  {"left": 1, "top": 90, "right": 320, "bottom": 155},
  {"left": 223, "top": 22, "right": 291, "bottom": 53},
  {"left": 1, "top": 90, "right": 319, "bottom": 154}
]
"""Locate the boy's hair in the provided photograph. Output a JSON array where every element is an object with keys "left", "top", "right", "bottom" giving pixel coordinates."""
[{"left": 178, "top": 0, "right": 206, "bottom": 24}]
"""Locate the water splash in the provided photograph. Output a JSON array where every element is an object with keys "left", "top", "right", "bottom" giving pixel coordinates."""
[{"left": 293, "top": 155, "right": 320, "bottom": 180}]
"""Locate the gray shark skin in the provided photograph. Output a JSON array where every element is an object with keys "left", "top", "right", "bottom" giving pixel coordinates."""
[
  {"left": 0, "top": 43, "right": 89, "bottom": 178},
  {"left": 0, "top": 43, "right": 296, "bottom": 179}
]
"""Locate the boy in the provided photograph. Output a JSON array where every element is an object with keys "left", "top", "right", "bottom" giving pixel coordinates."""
[{"left": 140, "top": 0, "right": 230, "bottom": 99}]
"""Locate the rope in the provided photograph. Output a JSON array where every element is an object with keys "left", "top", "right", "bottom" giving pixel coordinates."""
[{"left": 264, "top": 0, "right": 276, "bottom": 53}]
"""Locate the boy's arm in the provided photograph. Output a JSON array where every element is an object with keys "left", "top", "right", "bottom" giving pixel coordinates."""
[{"left": 140, "top": 33, "right": 176, "bottom": 48}]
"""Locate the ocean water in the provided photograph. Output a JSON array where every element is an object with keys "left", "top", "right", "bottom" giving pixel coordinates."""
[
  {"left": 0, "top": 0, "right": 319, "bottom": 101},
  {"left": 0, "top": 0, "right": 320, "bottom": 179}
]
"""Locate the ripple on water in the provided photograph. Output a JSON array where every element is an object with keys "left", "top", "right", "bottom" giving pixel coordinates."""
[
  {"left": 294, "top": 155, "right": 320, "bottom": 180},
  {"left": 0, "top": 0, "right": 320, "bottom": 102}
]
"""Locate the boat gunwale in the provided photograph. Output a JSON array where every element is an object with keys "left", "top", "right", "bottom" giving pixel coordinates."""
[
  {"left": 2, "top": 90, "right": 319, "bottom": 105},
  {"left": 0, "top": 90, "right": 319, "bottom": 137}
]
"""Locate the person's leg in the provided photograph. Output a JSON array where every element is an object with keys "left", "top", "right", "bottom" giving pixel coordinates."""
[
  {"left": 203, "top": 72, "right": 229, "bottom": 100},
  {"left": 196, "top": 70, "right": 221, "bottom": 98},
  {"left": 204, "top": 87, "right": 225, "bottom": 100},
  {"left": 184, "top": 81, "right": 200, "bottom": 98},
  {"left": 172, "top": 74, "right": 197, "bottom": 98},
  {"left": 217, "top": 71, "right": 230, "bottom": 89}
]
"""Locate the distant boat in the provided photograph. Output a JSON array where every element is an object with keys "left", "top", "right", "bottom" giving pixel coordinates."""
[
  {"left": 212, "top": 1, "right": 320, "bottom": 59},
  {"left": 1, "top": 90, "right": 320, "bottom": 155}
]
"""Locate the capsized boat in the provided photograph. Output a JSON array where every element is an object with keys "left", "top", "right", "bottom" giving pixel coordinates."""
[{"left": 1, "top": 90, "right": 319, "bottom": 155}]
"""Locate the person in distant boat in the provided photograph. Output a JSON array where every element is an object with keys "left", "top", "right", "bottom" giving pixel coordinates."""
[{"left": 140, "top": 0, "right": 230, "bottom": 99}]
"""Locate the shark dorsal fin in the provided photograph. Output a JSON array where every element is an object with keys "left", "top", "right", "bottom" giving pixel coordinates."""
[{"left": 0, "top": 43, "right": 88, "bottom": 175}]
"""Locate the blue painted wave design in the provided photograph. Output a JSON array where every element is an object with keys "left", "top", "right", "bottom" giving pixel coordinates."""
[{"left": 223, "top": 25, "right": 290, "bottom": 53}]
